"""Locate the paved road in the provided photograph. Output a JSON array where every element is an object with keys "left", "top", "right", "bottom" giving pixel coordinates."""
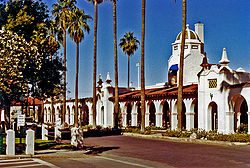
[{"left": 42, "top": 135, "right": 250, "bottom": 168}]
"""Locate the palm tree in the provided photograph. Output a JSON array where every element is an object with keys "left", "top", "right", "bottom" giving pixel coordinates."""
[
  {"left": 86, "top": 0, "right": 103, "bottom": 128},
  {"left": 68, "top": 8, "right": 91, "bottom": 127},
  {"left": 108, "top": 0, "right": 118, "bottom": 128},
  {"left": 47, "top": 19, "right": 61, "bottom": 123},
  {"left": 141, "top": 0, "right": 146, "bottom": 132},
  {"left": 177, "top": 0, "right": 187, "bottom": 130},
  {"left": 119, "top": 32, "right": 140, "bottom": 89},
  {"left": 52, "top": 0, "right": 76, "bottom": 126}
]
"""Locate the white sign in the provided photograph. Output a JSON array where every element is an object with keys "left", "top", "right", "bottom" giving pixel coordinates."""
[{"left": 17, "top": 114, "right": 25, "bottom": 126}]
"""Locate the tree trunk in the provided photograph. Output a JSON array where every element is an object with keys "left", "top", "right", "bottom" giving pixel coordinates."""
[
  {"left": 140, "top": 0, "right": 146, "bottom": 132},
  {"left": 177, "top": 0, "right": 186, "bottom": 130},
  {"left": 127, "top": 55, "right": 130, "bottom": 89},
  {"left": 74, "top": 42, "right": 79, "bottom": 127},
  {"left": 62, "top": 27, "right": 67, "bottom": 126},
  {"left": 92, "top": 1, "right": 98, "bottom": 128},
  {"left": 113, "top": 0, "right": 119, "bottom": 129}
]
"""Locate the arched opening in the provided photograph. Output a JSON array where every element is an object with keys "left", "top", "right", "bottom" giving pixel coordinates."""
[
  {"left": 126, "top": 103, "right": 132, "bottom": 126},
  {"left": 162, "top": 101, "right": 170, "bottom": 128},
  {"left": 194, "top": 102, "right": 198, "bottom": 128},
  {"left": 101, "top": 106, "right": 104, "bottom": 125},
  {"left": 174, "top": 101, "right": 186, "bottom": 129},
  {"left": 182, "top": 102, "right": 186, "bottom": 129},
  {"left": 149, "top": 102, "right": 156, "bottom": 126},
  {"left": 232, "top": 95, "right": 248, "bottom": 131},
  {"left": 137, "top": 102, "right": 141, "bottom": 126},
  {"left": 208, "top": 102, "right": 218, "bottom": 130}
]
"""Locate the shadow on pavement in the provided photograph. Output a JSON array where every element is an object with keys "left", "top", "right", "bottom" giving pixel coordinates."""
[{"left": 84, "top": 146, "right": 120, "bottom": 155}]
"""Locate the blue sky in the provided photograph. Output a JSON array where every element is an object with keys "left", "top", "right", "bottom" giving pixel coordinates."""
[{"left": 44, "top": 0, "right": 250, "bottom": 98}]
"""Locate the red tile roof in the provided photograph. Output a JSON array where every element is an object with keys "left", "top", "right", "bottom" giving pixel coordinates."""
[{"left": 109, "top": 84, "right": 198, "bottom": 102}]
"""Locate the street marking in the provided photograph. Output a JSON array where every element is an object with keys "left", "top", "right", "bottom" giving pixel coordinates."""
[
  {"left": 97, "top": 156, "right": 154, "bottom": 168},
  {"left": 33, "top": 158, "right": 60, "bottom": 168},
  {"left": 0, "top": 159, "right": 59, "bottom": 168}
]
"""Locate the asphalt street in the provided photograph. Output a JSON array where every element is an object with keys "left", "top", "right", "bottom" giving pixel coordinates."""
[{"left": 41, "top": 135, "right": 250, "bottom": 168}]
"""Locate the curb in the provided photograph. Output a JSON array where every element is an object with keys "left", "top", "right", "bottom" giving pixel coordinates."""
[{"left": 122, "top": 133, "right": 250, "bottom": 146}]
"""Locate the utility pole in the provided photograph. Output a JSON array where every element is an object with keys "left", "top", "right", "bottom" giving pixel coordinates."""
[{"left": 136, "top": 61, "right": 140, "bottom": 88}]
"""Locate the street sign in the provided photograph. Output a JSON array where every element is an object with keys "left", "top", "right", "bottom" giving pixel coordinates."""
[{"left": 17, "top": 114, "right": 25, "bottom": 127}]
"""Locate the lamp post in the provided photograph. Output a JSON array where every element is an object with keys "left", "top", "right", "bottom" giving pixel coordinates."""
[{"left": 136, "top": 61, "right": 140, "bottom": 88}]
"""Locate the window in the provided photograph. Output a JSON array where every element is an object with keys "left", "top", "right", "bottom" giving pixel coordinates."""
[
  {"left": 174, "top": 46, "right": 178, "bottom": 50},
  {"left": 184, "top": 45, "right": 188, "bottom": 49},
  {"left": 209, "top": 79, "right": 217, "bottom": 88},
  {"left": 192, "top": 45, "right": 198, "bottom": 49}
]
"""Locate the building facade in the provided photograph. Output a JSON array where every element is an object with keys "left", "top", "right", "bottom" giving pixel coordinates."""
[{"left": 42, "top": 22, "right": 250, "bottom": 134}]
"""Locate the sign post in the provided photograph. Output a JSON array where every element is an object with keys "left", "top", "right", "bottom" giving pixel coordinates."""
[{"left": 17, "top": 114, "right": 25, "bottom": 144}]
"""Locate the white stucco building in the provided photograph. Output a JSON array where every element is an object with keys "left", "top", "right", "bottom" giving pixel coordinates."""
[{"left": 43, "top": 22, "right": 250, "bottom": 134}]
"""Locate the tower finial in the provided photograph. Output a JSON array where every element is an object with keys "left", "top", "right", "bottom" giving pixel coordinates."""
[
  {"left": 106, "top": 72, "right": 112, "bottom": 84},
  {"left": 219, "top": 48, "right": 230, "bottom": 65}
]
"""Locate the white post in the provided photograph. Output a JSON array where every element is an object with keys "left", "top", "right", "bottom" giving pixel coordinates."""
[
  {"left": 26, "top": 129, "right": 35, "bottom": 155},
  {"left": 6, "top": 130, "right": 15, "bottom": 156},
  {"left": 42, "top": 124, "right": 48, "bottom": 140},
  {"left": 55, "top": 125, "right": 61, "bottom": 141}
]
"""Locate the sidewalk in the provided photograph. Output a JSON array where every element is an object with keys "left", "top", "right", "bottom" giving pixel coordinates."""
[{"left": 122, "top": 132, "right": 250, "bottom": 146}]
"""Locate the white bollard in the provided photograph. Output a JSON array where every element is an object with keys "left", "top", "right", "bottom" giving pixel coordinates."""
[
  {"left": 55, "top": 125, "right": 61, "bottom": 141},
  {"left": 6, "top": 130, "right": 15, "bottom": 156},
  {"left": 71, "top": 127, "right": 84, "bottom": 148},
  {"left": 42, "top": 124, "right": 48, "bottom": 140},
  {"left": 26, "top": 129, "right": 35, "bottom": 155}
]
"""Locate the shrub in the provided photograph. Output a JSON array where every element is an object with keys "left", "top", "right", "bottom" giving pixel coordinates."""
[{"left": 237, "top": 124, "right": 248, "bottom": 134}]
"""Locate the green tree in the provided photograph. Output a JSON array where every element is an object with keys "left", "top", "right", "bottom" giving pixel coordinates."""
[
  {"left": 68, "top": 8, "right": 91, "bottom": 127},
  {"left": 53, "top": 0, "right": 76, "bottom": 125},
  {"left": 141, "top": 0, "right": 146, "bottom": 132},
  {"left": 177, "top": 0, "right": 187, "bottom": 130},
  {"left": 86, "top": 0, "right": 103, "bottom": 128},
  {"left": 0, "top": 29, "right": 40, "bottom": 128},
  {"left": 119, "top": 32, "right": 140, "bottom": 89}
]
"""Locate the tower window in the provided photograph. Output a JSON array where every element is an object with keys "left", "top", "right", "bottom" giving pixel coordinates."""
[
  {"left": 208, "top": 79, "right": 217, "bottom": 88},
  {"left": 192, "top": 45, "right": 198, "bottom": 49},
  {"left": 174, "top": 46, "right": 178, "bottom": 50}
]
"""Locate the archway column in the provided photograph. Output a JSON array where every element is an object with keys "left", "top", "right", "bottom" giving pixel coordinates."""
[
  {"left": 55, "top": 108, "right": 60, "bottom": 124},
  {"left": 186, "top": 113, "right": 195, "bottom": 130},
  {"left": 225, "top": 112, "right": 234, "bottom": 134},
  {"left": 119, "top": 102, "right": 126, "bottom": 127},
  {"left": 171, "top": 100, "right": 177, "bottom": 130},
  {"left": 236, "top": 112, "right": 241, "bottom": 129},
  {"left": 65, "top": 108, "right": 69, "bottom": 124},
  {"left": 70, "top": 108, "right": 74, "bottom": 125},
  {"left": 86, "top": 103, "right": 93, "bottom": 126},
  {"left": 154, "top": 101, "right": 162, "bottom": 127},
  {"left": 145, "top": 101, "right": 150, "bottom": 127},
  {"left": 184, "top": 99, "right": 193, "bottom": 130},
  {"left": 248, "top": 112, "right": 250, "bottom": 134},
  {"left": 131, "top": 103, "right": 137, "bottom": 126},
  {"left": 44, "top": 109, "right": 47, "bottom": 123}
]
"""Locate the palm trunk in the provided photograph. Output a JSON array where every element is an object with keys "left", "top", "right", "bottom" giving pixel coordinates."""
[
  {"left": 74, "top": 42, "right": 79, "bottom": 127},
  {"left": 50, "top": 54, "right": 54, "bottom": 124},
  {"left": 62, "top": 27, "right": 67, "bottom": 126},
  {"left": 177, "top": 0, "right": 186, "bottom": 130},
  {"left": 92, "top": 1, "right": 98, "bottom": 128},
  {"left": 127, "top": 55, "right": 130, "bottom": 89},
  {"left": 113, "top": 0, "right": 119, "bottom": 129},
  {"left": 140, "top": 0, "right": 146, "bottom": 132}
]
